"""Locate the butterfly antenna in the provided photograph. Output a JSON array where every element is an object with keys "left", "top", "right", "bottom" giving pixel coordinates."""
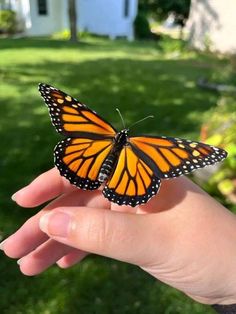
[
  {"left": 116, "top": 108, "right": 126, "bottom": 129},
  {"left": 129, "top": 115, "right": 154, "bottom": 130}
]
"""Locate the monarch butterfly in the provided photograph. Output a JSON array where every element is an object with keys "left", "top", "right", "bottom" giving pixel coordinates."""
[{"left": 39, "top": 83, "right": 227, "bottom": 207}]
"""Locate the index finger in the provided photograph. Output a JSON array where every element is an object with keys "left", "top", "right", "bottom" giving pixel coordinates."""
[{"left": 12, "top": 167, "right": 78, "bottom": 207}]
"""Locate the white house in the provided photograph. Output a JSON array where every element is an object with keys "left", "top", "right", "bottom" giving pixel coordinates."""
[
  {"left": 1, "top": 0, "right": 138, "bottom": 40},
  {"left": 186, "top": 0, "right": 236, "bottom": 54}
]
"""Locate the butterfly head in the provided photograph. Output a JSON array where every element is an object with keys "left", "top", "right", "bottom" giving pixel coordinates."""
[{"left": 115, "top": 129, "right": 129, "bottom": 146}]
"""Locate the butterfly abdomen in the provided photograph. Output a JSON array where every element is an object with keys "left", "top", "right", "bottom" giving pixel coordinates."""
[
  {"left": 98, "top": 129, "right": 128, "bottom": 183},
  {"left": 98, "top": 154, "right": 116, "bottom": 183}
]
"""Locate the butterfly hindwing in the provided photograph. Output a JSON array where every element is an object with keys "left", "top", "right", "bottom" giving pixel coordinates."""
[
  {"left": 39, "top": 83, "right": 117, "bottom": 138},
  {"left": 129, "top": 136, "right": 227, "bottom": 179},
  {"left": 103, "top": 145, "right": 161, "bottom": 207},
  {"left": 55, "top": 137, "right": 114, "bottom": 190}
]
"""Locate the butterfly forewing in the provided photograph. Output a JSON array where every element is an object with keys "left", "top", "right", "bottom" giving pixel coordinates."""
[
  {"left": 55, "top": 137, "right": 114, "bottom": 190},
  {"left": 39, "top": 83, "right": 117, "bottom": 138},
  {"left": 129, "top": 136, "right": 227, "bottom": 179},
  {"left": 103, "top": 145, "right": 161, "bottom": 206}
]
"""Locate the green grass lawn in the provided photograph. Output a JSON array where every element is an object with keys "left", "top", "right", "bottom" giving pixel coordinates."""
[{"left": 0, "top": 36, "right": 226, "bottom": 313}]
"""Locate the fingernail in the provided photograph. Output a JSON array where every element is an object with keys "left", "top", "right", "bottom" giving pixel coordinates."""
[
  {"left": 17, "top": 258, "right": 22, "bottom": 265},
  {"left": 39, "top": 211, "right": 71, "bottom": 238},
  {"left": 11, "top": 187, "right": 26, "bottom": 202},
  {"left": 0, "top": 239, "right": 7, "bottom": 250}
]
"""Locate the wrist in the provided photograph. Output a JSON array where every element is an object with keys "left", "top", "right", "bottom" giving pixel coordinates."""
[
  {"left": 214, "top": 298, "right": 236, "bottom": 306},
  {"left": 186, "top": 294, "right": 236, "bottom": 306}
]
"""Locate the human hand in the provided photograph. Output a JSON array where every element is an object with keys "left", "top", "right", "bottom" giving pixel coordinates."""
[{"left": 2, "top": 167, "right": 236, "bottom": 305}]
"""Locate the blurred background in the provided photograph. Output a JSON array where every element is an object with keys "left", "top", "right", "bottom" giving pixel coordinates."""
[{"left": 0, "top": 0, "right": 236, "bottom": 313}]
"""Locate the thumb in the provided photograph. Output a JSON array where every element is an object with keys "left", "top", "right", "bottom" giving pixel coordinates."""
[{"left": 39, "top": 206, "right": 161, "bottom": 266}]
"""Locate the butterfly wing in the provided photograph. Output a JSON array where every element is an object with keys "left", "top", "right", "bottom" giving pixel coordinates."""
[
  {"left": 38, "top": 83, "right": 117, "bottom": 138},
  {"left": 103, "top": 144, "right": 161, "bottom": 207},
  {"left": 129, "top": 136, "right": 227, "bottom": 179},
  {"left": 55, "top": 137, "right": 114, "bottom": 190}
]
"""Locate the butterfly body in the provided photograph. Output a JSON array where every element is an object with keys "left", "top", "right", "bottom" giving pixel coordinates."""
[
  {"left": 39, "top": 83, "right": 227, "bottom": 207},
  {"left": 98, "top": 129, "right": 129, "bottom": 183}
]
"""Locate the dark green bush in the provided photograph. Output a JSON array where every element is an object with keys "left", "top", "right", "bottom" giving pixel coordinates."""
[
  {"left": 134, "top": 12, "right": 152, "bottom": 39},
  {"left": 0, "top": 10, "right": 17, "bottom": 34}
]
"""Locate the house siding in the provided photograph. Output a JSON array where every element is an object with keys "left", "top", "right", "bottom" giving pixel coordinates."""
[
  {"left": 10, "top": 0, "right": 137, "bottom": 40},
  {"left": 186, "top": 0, "right": 236, "bottom": 54},
  {"left": 78, "top": 0, "right": 137, "bottom": 39},
  {"left": 25, "top": 0, "right": 64, "bottom": 36}
]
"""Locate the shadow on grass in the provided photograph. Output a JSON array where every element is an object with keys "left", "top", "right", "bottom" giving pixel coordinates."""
[
  {"left": 0, "top": 49, "right": 218, "bottom": 314},
  {"left": 2, "top": 58, "right": 217, "bottom": 129},
  {"left": 0, "top": 37, "right": 162, "bottom": 54},
  {"left": 0, "top": 254, "right": 215, "bottom": 314},
  {"left": 0, "top": 37, "right": 94, "bottom": 50}
]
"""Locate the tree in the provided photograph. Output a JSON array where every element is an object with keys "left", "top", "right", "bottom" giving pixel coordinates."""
[
  {"left": 157, "top": 0, "right": 191, "bottom": 20},
  {"left": 139, "top": 0, "right": 191, "bottom": 21},
  {"left": 68, "top": 0, "right": 78, "bottom": 42},
  {"left": 138, "top": 0, "right": 191, "bottom": 39}
]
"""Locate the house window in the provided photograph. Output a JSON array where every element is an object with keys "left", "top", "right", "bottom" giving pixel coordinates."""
[
  {"left": 37, "top": 0, "right": 48, "bottom": 15},
  {"left": 124, "top": 0, "right": 129, "bottom": 17}
]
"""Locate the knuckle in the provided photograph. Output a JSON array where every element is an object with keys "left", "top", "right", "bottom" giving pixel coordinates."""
[{"left": 74, "top": 210, "right": 111, "bottom": 252}]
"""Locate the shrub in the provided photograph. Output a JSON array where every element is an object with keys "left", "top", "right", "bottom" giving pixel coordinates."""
[
  {"left": 52, "top": 29, "right": 90, "bottom": 40},
  {"left": 134, "top": 12, "right": 152, "bottom": 39},
  {"left": 202, "top": 96, "right": 236, "bottom": 206},
  {"left": 0, "top": 10, "right": 17, "bottom": 34}
]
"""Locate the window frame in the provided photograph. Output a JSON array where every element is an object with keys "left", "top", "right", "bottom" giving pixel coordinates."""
[
  {"left": 124, "top": 0, "right": 129, "bottom": 18},
  {"left": 37, "top": 0, "right": 48, "bottom": 16}
]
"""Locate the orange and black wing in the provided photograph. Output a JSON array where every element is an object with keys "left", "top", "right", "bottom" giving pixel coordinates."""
[
  {"left": 129, "top": 136, "right": 227, "bottom": 179},
  {"left": 39, "top": 83, "right": 117, "bottom": 139},
  {"left": 103, "top": 145, "right": 161, "bottom": 207},
  {"left": 55, "top": 137, "right": 114, "bottom": 190}
]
